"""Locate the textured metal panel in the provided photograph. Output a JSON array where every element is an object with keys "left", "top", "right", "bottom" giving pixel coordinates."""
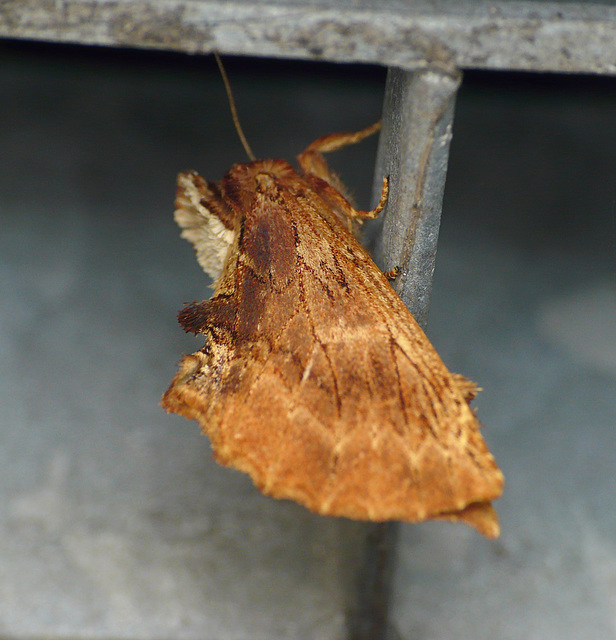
[{"left": 1, "top": 0, "right": 616, "bottom": 75}]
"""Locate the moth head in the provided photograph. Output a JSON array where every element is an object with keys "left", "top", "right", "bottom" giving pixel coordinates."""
[{"left": 221, "top": 159, "right": 298, "bottom": 215}]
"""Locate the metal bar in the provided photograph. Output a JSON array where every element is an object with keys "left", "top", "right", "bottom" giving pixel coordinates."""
[
  {"left": 346, "top": 522, "right": 401, "bottom": 640},
  {"left": 373, "top": 65, "right": 462, "bottom": 325},
  {"left": 2, "top": 0, "right": 616, "bottom": 76},
  {"left": 348, "top": 65, "right": 461, "bottom": 640}
]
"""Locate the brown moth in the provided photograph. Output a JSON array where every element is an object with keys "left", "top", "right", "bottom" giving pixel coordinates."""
[{"left": 162, "top": 122, "right": 504, "bottom": 538}]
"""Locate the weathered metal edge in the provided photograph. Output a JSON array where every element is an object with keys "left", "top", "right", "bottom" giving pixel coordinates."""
[{"left": 1, "top": 0, "right": 616, "bottom": 75}]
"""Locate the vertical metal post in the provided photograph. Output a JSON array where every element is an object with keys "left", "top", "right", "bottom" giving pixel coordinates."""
[
  {"left": 348, "top": 65, "right": 461, "bottom": 640},
  {"left": 374, "top": 65, "right": 462, "bottom": 323},
  {"left": 346, "top": 521, "right": 401, "bottom": 640}
]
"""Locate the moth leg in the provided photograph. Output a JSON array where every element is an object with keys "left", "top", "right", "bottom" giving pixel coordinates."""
[
  {"left": 297, "top": 147, "right": 351, "bottom": 200},
  {"left": 355, "top": 176, "right": 388, "bottom": 220},
  {"left": 301, "top": 173, "right": 388, "bottom": 234},
  {"left": 297, "top": 121, "right": 381, "bottom": 194},
  {"left": 300, "top": 121, "right": 381, "bottom": 157},
  {"left": 383, "top": 265, "right": 401, "bottom": 281},
  {"left": 298, "top": 122, "right": 387, "bottom": 225}
]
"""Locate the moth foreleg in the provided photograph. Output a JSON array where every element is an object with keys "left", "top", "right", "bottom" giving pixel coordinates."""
[
  {"left": 296, "top": 121, "right": 381, "bottom": 196},
  {"left": 351, "top": 176, "right": 388, "bottom": 220},
  {"left": 383, "top": 265, "right": 401, "bottom": 281},
  {"left": 299, "top": 121, "right": 381, "bottom": 157}
]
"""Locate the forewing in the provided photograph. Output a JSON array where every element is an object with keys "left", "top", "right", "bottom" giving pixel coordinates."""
[{"left": 162, "top": 162, "right": 504, "bottom": 537}]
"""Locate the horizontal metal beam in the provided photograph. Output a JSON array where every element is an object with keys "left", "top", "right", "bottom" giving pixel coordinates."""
[{"left": 2, "top": 0, "right": 616, "bottom": 75}]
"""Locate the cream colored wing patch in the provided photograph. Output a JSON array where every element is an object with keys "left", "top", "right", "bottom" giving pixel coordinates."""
[{"left": 174, "top": 172, "right": 235, "bottom": 283}]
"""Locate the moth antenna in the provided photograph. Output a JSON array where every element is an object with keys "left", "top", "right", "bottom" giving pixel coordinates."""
[{"left": 214, "top": 52, "right": 256, "bottom": 162}]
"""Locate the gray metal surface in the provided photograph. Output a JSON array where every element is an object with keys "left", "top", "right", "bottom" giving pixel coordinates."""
[
  {"left": 373, "top": 66, "right": 461, "bottom": 327},
  {"left": 2, "top": 0, "right": 613, "bottom": 637},
  {"left": 1, "top": 0, "right": 616, "bottom": 75},
  {"left": 3, "top": 44, "right": 616, "bottom": 640},
  {"left": 348, "top": 522, "right": 401, "bottom": 640}
]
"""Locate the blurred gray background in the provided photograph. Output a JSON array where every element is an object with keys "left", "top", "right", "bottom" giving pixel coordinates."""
[{"left": 1, "top": 40, "right": 615, "bottom": 639}]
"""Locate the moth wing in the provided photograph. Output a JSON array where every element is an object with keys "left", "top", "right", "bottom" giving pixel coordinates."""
[
  {"left": 174, "top": 171, "right": 236, "bottom": 283},
  {"left": 163, "top": 164, "right": 504, "bottom": 537},
  {"left": 284, "top": 193, "right": 504, "bottom": 536}
]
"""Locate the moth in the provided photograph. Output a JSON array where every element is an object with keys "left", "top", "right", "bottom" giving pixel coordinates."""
[{"left": 162, "top": 122, "right": 504, "bottom": 538}]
